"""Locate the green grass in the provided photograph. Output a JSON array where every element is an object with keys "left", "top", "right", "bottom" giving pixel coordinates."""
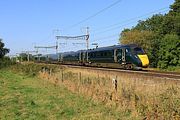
[{"left": 0, "top": 69, "right": 129, "bottom": 120}]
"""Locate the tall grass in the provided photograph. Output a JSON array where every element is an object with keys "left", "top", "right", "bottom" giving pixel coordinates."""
[{"left": 10, "top": 63, "right": 180, "bottom": 119}]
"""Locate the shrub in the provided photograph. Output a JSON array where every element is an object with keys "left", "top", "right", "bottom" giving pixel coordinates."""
[{"left": 0, "top": 57, "right": 16, "bottom": 69}]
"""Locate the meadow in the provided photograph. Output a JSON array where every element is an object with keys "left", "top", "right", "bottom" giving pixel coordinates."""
[
  {"left": 1, "top": 63, "right": 180, "bottom": 119},
  {"left": 0, "top": 66, "right": 124, "bottom": 119}
]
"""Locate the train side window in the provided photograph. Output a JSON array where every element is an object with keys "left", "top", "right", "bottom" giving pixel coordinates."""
[
  {"left": 110, "top": 51, "right": 113, "bottom": 56},
  {"left": 97, "top": 52, "right": 100, "bottom": 57},
  {"left": 104, "top": 52, "right": 107, "bottom": 56},
  {"left": 107, "top": 52, "right": 109, "bottom": 56},
  {"left": 110, "top": 51, "right": 113, "bottom": 57},
  {"left": 100, "top": 52, "right": 103, "bottom": 57}
]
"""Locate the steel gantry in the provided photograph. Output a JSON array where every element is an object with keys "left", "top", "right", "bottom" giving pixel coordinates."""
[{"left": 55, "top": 27, "right": 89, "bottom": 61}]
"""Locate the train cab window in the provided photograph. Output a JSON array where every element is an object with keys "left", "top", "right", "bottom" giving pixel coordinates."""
[
  {"left": 126, "top": 49, "right": 129, "bottom": 53},
  {"left": 133, "top": 47, "right": 145, "bottom": 55}
]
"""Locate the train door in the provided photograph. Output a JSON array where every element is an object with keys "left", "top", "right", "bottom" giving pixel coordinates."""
[
  {"left": 114, "top": 49, "right": 122, "bottom": 63},
  {"left": 46, "top": 55, "right": 49, "bottom": 62},
  {"left": 60, "top": 54, "right": 63, "bottom": 62},
  {"left": 116, "top": 49, "right": 122, "bottom": 63},
  {"left": 122, "top": 48, "right": 126, "bottom": 63},
  {"left": 79, "top": 52, "right": 85, "bottom": 63},
  {"left": 115, "top": 48, "right": 125, "bottom": 63},
  {"left": 114, "top": 49, "right": 117, "bottom": 62},
  {"left": 79, "top": 52, "right": 81, "bottom": 62},
  {"left": 82, "top": 52, "right": 85, "bottom": 63}
]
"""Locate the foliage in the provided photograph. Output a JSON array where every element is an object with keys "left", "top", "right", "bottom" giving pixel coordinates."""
[
  {"left": 170, "top": 0, "right": 180, "bottom": 13},
  {"left": 158, "top": 34, "right": 180, "bottom": 69},
  {"left": 161, "top": 14, "right": 180, "bottom": 36},
  {"left": 120, "top": 30, "right": 155, "bottom": 51},
  {"left": 0, "top": 38, "right": 12, "bottom": 68},
  {"left": 0, "top": 57, "right": 15, "bottom": 69},
  {"left": 119, "top": 0, "right": 180, "bottom": 69},
  {"left": 0, "top": 39, "right": 9, "bottom": 59},
  {"left": 134, "top": 14, "right": 164, "bottom": 34},
  {"left": 9, "top": 63, "right": 57, "bottom": 77}
]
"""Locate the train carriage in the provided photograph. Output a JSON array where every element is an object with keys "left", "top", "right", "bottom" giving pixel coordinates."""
[
  {"left": 37, "top": 44, "right": 149, "bottom": 70},
  {"left": 86, "top": 44, "right": 149, "bottom": 69}
]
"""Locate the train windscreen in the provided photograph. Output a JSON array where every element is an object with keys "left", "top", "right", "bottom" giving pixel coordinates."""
[{"left": 133, "top": 47, "right": 145, "bottom": 54}]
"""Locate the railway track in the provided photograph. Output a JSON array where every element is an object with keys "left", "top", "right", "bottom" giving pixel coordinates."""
[
  {"left": 34, "top": 62, "right": 180, "bottom": 80},
  {"left": 60, "top": 64, "right": 180, "bottom": 80}
]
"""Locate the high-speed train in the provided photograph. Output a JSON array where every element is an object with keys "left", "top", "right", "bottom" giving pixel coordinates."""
[{"left": 36, "top": 44, "right": 149, "bottom": 69}]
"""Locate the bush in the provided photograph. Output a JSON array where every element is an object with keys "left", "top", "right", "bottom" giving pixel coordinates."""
[
  {"left": 158, "top": 34, "right": 180, "bottom": 70},
  {"left": 0, "top": 57, "right": 16, "bottom": 69}
]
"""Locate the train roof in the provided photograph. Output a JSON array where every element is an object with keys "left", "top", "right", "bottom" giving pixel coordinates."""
[
  {"left": 43, "top": 44, "right": 139, "bottom": 56},
  {"left": 87, "top": 44, "right": 138, "bottom": 52}
]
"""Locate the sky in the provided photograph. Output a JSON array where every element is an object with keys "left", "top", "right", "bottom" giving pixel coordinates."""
[{"left": 0, "top": 0, "right": 174, "bottom": 55}]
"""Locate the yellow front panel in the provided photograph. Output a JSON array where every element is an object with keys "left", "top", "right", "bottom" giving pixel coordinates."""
[{"left": 138, "top": 55, "right": 149, "bottom": 67}]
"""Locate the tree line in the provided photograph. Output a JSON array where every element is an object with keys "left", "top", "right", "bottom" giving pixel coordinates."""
[
  {"left": 0, "top": 39, "right": 9, "bottom": 58},
  {"left": 0, "top": 39, "right": 12, "bottom": 68},
  {"left": 119, "top": 0, "right": 180, "bottom": 70}
]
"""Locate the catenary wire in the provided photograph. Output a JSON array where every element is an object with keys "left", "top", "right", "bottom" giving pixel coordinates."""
[{"left": 65, "top": 0, "right": 122, "bottom": 30}]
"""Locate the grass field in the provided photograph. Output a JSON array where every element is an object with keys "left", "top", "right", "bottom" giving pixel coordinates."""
[
  {"left": 1, "top": 63, "right": 180, "bottom": 119},
  {"left": 0, "top": 69, "right": 128, "bottom": 120}
]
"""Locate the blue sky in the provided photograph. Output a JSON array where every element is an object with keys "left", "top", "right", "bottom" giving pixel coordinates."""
[{"left": 0, "top": 0, "right": 174, "bottom": 55}]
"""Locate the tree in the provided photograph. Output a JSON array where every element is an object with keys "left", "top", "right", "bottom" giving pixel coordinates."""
[
  {"left": 161, "top": 0, "right": 180, "bottom": 36},
  {"left": 169, "top": 0, "right": 180, "bottom": 14},
  {"left": 0, "top": 39, "right": 9, "bottom": 59},
  {"left": 134, "top": 14, "right": 164, "bottom": 35},
  {"left": 120, "top": 30, "right": 156, "bottom": 51},
  {"left": 158, "top": 34, "right": 180, "bottom": 69}
]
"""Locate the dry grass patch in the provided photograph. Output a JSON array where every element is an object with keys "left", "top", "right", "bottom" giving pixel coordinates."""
[{"left": 38, "top": 65, "right": 180, "bottom": 119}]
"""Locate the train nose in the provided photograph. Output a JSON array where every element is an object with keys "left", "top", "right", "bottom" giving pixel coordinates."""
[{"left": 137, "top": 55, "right": 149, "bottom": 67}]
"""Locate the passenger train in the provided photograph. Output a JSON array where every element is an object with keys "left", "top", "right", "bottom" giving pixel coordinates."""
[{"left": 36, "top": 44, "right": 149, "bottom": 69}]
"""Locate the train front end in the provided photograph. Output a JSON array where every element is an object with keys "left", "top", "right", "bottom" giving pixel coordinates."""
[
  {"left": 132, "top": 47, "right": 149, "bottom": 68},
  {"left": 137, "top": 54, "right": 149, "bottom": 68}
]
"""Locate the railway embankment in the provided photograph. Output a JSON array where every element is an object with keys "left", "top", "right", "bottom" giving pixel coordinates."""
[{"left": 3, "top": 63, "right": 180, "bottom": 119}]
